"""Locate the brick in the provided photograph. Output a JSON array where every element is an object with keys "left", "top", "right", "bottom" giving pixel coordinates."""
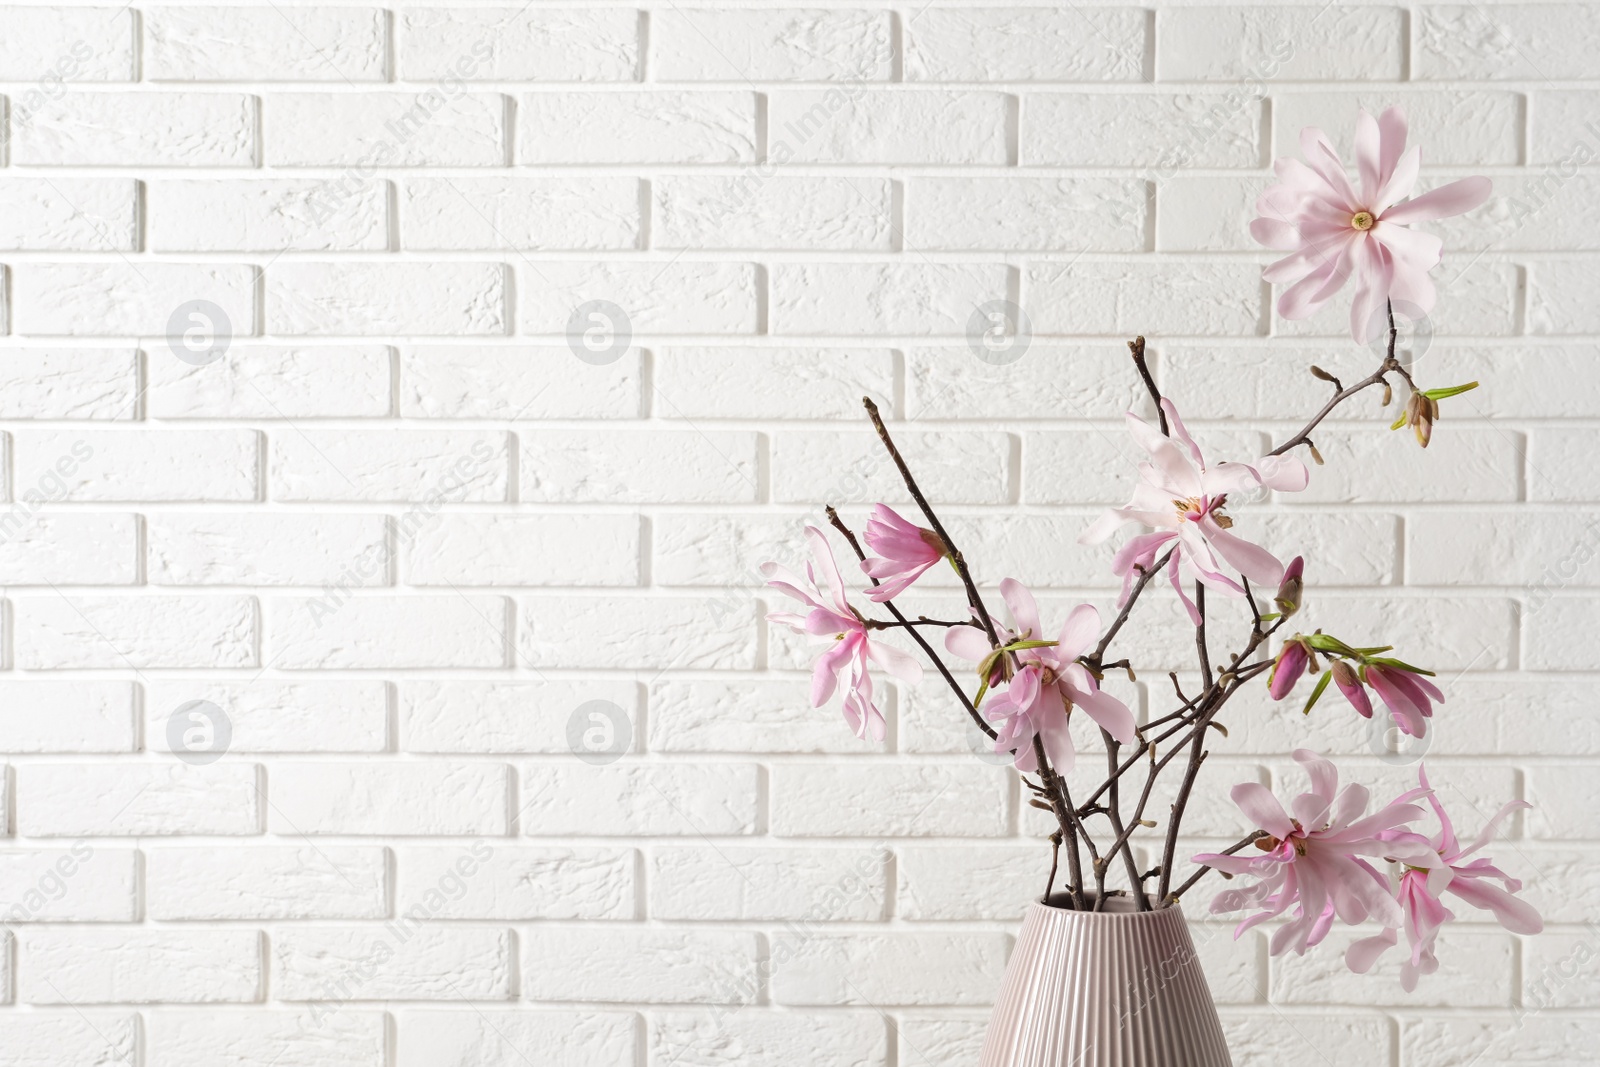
[
  {"left": 892, "top": 1016, "right": 989, "bottom": 1067},
  {"left": 1401, "top": 1016, "right": 1600, "bottom": 1067},
  {"left": 520, "top": 91, "right": 756, "bottom": 164},
  {"left": 0, "top": 1014, "right": 138, "bottom": 1067},
  {"left": 1024, "top": 428, "right": 1260, "bottom": 508},
  {"left": 1418, "top": 4, "right": 1600, "bottom": 79},
  {"left": 1413, "top": 345, "right": 1600, "bottom": 418},
  {"left": 399, "top": 346, "right": 641, "bottom": 419},
  {"left": 771, "top": 263, "right": 1008, "bottom": 336},
  {"left": 910, "top": 177, "right": 1146, "bottom": 251},
  {"left": 13, "top": 429, "right": 256, "bottom": 502},
  {"left": 0, "top": 179, "right": 137, "bottom": 251},
  {"left": 146, "top": 7, "right": 386, "bottom": 81},
  {"left": 651, "top": 845, "right": 887, "bottom": 921},
  {"left": 145, "top": 680, "right": 388, "bottom": 754},
  {"left": 1157, "top": 6, "right": 1403, "bottom": 80},
  {"left": 147, "top": 846, "right": 387, "bottom": 920},
  {"left": 14, "top": 263, "right": 255, "bottom": 338},
  {"left": 524, "top": 928, "right": 759, "bottom": 1004},
  {"left": 1300, "top": 427, "right": 1521, "bottom": 503},
  {"left": 269, "top": 762, "right": 509, "bottom": 835},
  {"left": 1156, "top": 176, "right": 1261, "bottom": 252},
  {"left": 0, "top": 513, "right": 139, "bottom": 585},
  {"left": 770, "top": 931, "right": 1008, "bottom": 1005},
  {"left": 773, "top": 428, "right": 1010, "bottom": 504},
  {"left": 520, "top": 762, "right": 760, "bottom": 837},
  {"left": 269, "top": 596, "right": 509, "bottom": 669},
  {"left": 1530, "top": 90, "right": 1600, "bottom": 165},
  {"left": 15, "top": 595, "right": 257, "bottom": 669},
  {"left": 1274, "top": 90, "right": 1522, "bottom": 167},
  {"left": 274, "top": 927, "right": 512, "bottom": 1001},
  {"left": 654, "top": 8, "right": 891, "bottom": 80},
  {"left": 147, "top": 1011, "right": 385, "bottom": 1067},
  {"left": 1271, "top": 928, "right": 1513, "bottom": 1007},
  {"left": 907, "top": 346, "right": 1154, "bottom": 419},
  {"left": 1409, "top": 511, "right": 1600, "bottom": 586},
  {"left": 904, "top": 7, "right": 1145, "bottom": 81},
  {"left": 0, "top": 847, "right": 137, "bottom": 922},
  {"left": 265, "top": 92, "right": 506, "bottom": 166},
  {"left": 267, "top": 262, "right": 507, "bottom": 336},
  {"left": 1022, "top": 94, "right": 1262, "bottom": 168},
  {"left": 521, "top": 431, "right": 758, "bottom": 505},
  {"left": 269, "top": 430, "right": 509, "bottom": 502},
  {"left": 402, "top": 177, "right": 641, "bottom": 250},
  {"left": 0, "top": 7, "right": 135, "bottom": 80},
  {"left": 0, "top": 349, "right": 138, "bottom": 419},
  {"left": 655, "top": 1011, "right": 888, "bottom": 1067},
  {"left": 1430, "top": 173, "right": 1600, "bottom": 253},
  {"left": 1526, "top": 765, "right": 1600, "bottom": 838},
  {"left": 149, "top": 513, "right": 388, "bottom": 587},
  {"left": 897, "top": 844, "right": 1047, "bottom": 920},
  {"left": 0, "top": 681, "right": 135, "bottom": 753},
  {"left": 1529, "top": 598, "right": 1600, "bottom": 670},
  {"left": 16, "top": 763, "right": 260, "bottom": 836},
  {"left": 1026, "top": 261, "right": 1265, "bottom": 336},
  {"left": 399, "top": 680, "right": 639, "bottom": 754},
  {"left": 398, "top": 7, "right": 640, "bottom": 81},
  {"left": 771, "top": 763, "right": 1008, "bottom": 837},
  {"left": 405, "top": 514, "right": 640, "bottom": 586},
  {"left": 1277, "top": 261, "right": 1518, "bottom": 339},
  {"left": 770, "top": 90, "right": 1009, "bottom": 164},
  {"left": 396, "top": 845, "right": 634, "bottom": 919},
  {"left": 395, "top": 1010, "right": 638, "bottom": 1067},
  {"left": 520, "top": 261, "right": 759, "bottom": 334},
  {"left": 1515, "top": 845, "right": 1600, "bottom": 924},
  {"left": 20, "top": 930, "right": 260, "bottom": 1004},
  {"left": 1530, "top": 258, "right": 1600, "bottom": 334},
  {"left": 148, "top": 346, "right": 392, "bottom": 418},
  {"left": 1219, "top": 1011, "right": 1392, "bottom": 1067},
  {"left": 148, "top": 179, "right": 387, "bottom": 252},
  {"left": 654, "top": 348, "right": 893, "bottom": 419},
  {"left": 655, "top": 176, "right": 892, "bottom": 250},
  {"left": 11, "top": 92, "right": 254, "bottom": 166},
  {"left": 648, "top": 678, "right": 863, "bottom": 754}
]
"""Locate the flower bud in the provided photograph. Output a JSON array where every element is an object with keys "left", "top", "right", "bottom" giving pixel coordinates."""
[
  {"left": 1269, "top": 638, "right": 1311, "bottom": 701},
  {"left": 1275, "top": 556, "right": 1304, "bottom": 617}
]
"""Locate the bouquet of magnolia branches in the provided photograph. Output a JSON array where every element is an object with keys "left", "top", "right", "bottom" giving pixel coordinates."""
[{"left": 764, "top": 107, "right": 1540, "bottom": 990}]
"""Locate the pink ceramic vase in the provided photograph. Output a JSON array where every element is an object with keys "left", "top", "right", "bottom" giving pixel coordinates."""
[{"left": 979, "top": 895, "right": 1232, "bottom": 1066}]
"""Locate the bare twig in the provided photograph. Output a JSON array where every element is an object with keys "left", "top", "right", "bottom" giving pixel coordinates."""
[{"left": 1129, "top": 336, "right": 1167, "bottom": 434}]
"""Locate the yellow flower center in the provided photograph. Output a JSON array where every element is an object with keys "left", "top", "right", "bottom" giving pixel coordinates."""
[{"left": 1351, "top": 211, "right": 1375, "bottom": 231}]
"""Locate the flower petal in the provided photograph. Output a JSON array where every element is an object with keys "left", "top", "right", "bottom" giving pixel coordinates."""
[{"left": 1382, "top": 176, "right": 1493, "bottom": 225}]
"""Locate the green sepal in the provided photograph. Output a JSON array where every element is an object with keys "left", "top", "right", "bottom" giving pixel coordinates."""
[
  {"left": 1390, "top": 413, "right": 1409, "bottom": 431},
  {"left": 1364, "top": 655, "right": 1436, "bottom": 676},
  {"left": 1301, "top": 670, "right": 1333, "bottom": 715},
  {"left": 1304, "top": 633, "right": 1360, "bottom": 657},
  {"left": 1422, "top": 381, "right": 1480, "bottom": 401}
]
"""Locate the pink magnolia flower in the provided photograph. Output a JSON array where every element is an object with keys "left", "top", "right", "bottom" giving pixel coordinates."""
[
  {"left": 1195, "top": 750, "right": 1439, "bottom": 957},
  {"left": 860, "top": 503, "right": 947, "bottom": 602},
  {"left": 1081, "top": 399, "right": 1309, "bottom": 624},
  {"left": 1327, "top": 659, "right": 1443, "bottom": 738},
  {"left": 763, "top": 526, "right": 922, "bottom": 742},
  {"left": 1347, "top": 767, "right": 1542, "bottom": 990},
  {"left": 945, "top": 579, "right": 1135, "bottom": 772},
  {"left": 1252, "top": 105, "right": 1493, "bottom": 343}
]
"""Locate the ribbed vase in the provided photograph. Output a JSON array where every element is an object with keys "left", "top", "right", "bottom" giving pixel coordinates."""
[{"left": 978, "top": 895, "right": 1232, "bottom": 1067}]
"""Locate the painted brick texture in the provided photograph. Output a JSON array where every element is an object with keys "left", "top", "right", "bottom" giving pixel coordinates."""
[{"left": 0, "top": 4, "right": 1590, "bottom": 1066}]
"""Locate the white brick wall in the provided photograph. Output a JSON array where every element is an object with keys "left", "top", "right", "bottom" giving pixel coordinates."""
[{"left": 0, "top": 3, "right": 1592, "bottom": 1065}]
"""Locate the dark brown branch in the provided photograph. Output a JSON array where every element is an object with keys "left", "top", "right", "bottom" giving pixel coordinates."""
[
  {"left": 1163, "top": 831, "right": 1268, "bottom": 906},
  {"left": 862, "top": 397, "right": 1004, "bottom": 651},
  {"left": 1089, "top": 548, "right": 1175, "bottom": 663},
  {"left": 1129, "top": 336, "right": 1167, "bottom": 434}
]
